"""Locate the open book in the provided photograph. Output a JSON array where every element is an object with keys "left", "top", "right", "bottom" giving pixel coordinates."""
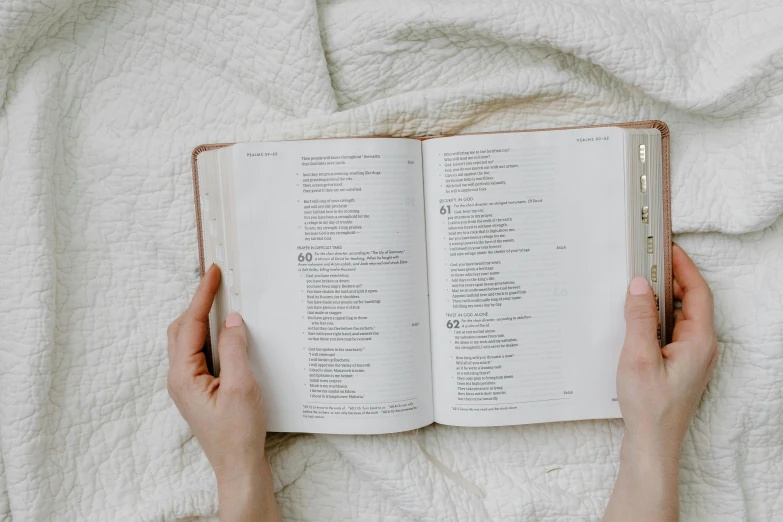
[{"left": 191, "top": 121, "right": 672, "bottom": 434}]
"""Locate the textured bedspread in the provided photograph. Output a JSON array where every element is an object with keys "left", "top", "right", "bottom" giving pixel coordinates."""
[{"left": 1, "top": 0, "right": 782, "bottom": 520}]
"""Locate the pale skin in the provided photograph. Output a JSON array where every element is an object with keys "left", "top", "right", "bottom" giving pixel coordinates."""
[
  {"left": 167, "top": 267, "right": 281, "bottom": 522},
  {"left": 167, "top": 244, "right": 716, "bottom": 522},
  {"left": 603, "top": 244, "right": 718, "bottom": 522}
]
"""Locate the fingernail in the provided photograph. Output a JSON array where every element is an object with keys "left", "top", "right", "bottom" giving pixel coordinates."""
[
  {"left": 226, "top": 312, "right": 243, "bottom": 328},
  {"left": 629, "top": 277, "right": 650, "bottom": 295}
]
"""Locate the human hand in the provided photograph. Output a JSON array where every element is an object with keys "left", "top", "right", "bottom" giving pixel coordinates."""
[
  {"left": 604, "top": 244, "right": 718, "bottom": 522},
  {"left": 167, "top": 264, "right": 280, "bottom": 522},
  {"left": 617, "top": 243, "right": 718, "bottom": 461}
]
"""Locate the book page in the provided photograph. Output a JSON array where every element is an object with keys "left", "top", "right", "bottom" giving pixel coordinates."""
[
  {"left": 231, "top": 138, "right": 432, "bottom": 434},
  {"left": 422, "top": 127, "right": 628, "bottom": 427}
]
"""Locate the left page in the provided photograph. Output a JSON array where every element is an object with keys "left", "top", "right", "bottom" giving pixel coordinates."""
[{"left": 230, "top": 138, "right": 433, "bottom": 434}]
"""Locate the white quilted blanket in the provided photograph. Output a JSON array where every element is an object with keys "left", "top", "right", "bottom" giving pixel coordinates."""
[{"left": 1, "top": 0, "right": 782, "bottom": 520}]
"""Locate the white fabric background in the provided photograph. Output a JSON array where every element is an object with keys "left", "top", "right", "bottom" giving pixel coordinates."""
[{"left": 0, "top": 0, "right": 781, "bottom": 520}]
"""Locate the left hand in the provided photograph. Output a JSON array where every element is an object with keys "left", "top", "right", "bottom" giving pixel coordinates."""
[{"left": 167, "top": 264, "right": 280, "bottom": 521}]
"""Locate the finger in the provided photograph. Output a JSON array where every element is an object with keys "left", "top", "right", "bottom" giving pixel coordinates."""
[
  {"left": 674, "top": 278, "right": 683, "bottom": 301},
  {"left": 668, "top": 306, "right": 688, "bottom": 345},
  {"left": 176, "top": 264, "right": 221, "bottom": 358},
  {"left": 182, "top": 264, "right": 221, "bottom": 326},
  {"left": 216, "top": 312, "right": 254, "bottom": 385},
  {"left": 674, "top": 308, "right": 685, "bottom": 324},
  {"left": 622, "top": 277, "right": 663, "bottom": 365},
  {"left": 166, "top": 317, "right": 181, "bottom": 361},
  {"left": 672, "top": 244, "right": 714, "bottom": 328}
]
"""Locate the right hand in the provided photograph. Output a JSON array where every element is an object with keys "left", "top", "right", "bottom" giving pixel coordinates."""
[
  {"left": 617, "top": 243, "right": 718, "bottom": 463},
  {"left": 603, "top": 244, "right": 718, "bottom": 522}
]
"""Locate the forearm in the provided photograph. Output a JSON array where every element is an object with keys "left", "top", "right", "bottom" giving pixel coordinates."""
[
  {"left": 603, "top": 435, "right": 681, "bottom": 522},
  {"left": 217, "top": 458, "right": 281, "bottom": 522}
]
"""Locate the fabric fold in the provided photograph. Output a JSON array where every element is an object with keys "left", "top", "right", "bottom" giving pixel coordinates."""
[{"left": 1, "top": 0, "right": 782, "bottom": 519}]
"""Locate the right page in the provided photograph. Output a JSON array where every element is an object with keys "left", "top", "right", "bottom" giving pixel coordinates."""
[{"left": 423, "top": 127, "right": 630, "bottom": 427}]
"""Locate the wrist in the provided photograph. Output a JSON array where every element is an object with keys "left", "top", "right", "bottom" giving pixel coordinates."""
[
  {"left": 620, "top": 434, "right": 680, "bottom": 482},
  {"left": 620, "top": 432, "right": 681, "bottom": 516},
  {"left": 621, "top": 426, "right": 683, "bottom": 470},
  {"left": 216, "top": 458, "right": 275, "bottom": 522},
  {"left": 607, "top": 434, "right": 681, "bottom": 522},
  {"left": 214, "top": 452, "right": 269, "bottom": 486}
]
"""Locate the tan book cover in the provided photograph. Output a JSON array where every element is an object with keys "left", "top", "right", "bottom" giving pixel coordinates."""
[
  {"left": 191, "top": 121, "right": 673, "bottom": 378},
  {"left": 190, "top": 121, "right": 673, "bottom": 433}
]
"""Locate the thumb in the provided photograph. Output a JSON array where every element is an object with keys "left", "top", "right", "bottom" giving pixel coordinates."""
[
  {"left": 217, "top": 312, "right": 252, "bottom": 383},
  {"left": 623, "top": 277, "right": 662, "bottom": 363}
]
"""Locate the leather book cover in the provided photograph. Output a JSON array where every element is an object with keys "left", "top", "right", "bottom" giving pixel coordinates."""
[{"left": 191, "top": 120, "right": 673, "bottom": 372}]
